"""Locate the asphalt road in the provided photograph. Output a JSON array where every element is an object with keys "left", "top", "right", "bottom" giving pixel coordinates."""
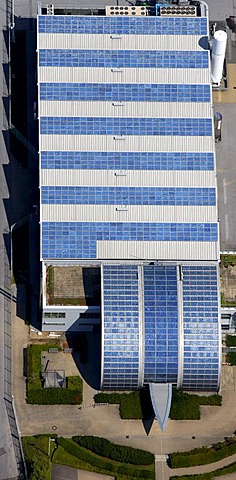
[{"left": 215, "top": 103, "right": 236, "bottom": 251}]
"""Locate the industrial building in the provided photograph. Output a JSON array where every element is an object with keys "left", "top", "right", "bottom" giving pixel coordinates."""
[{"left": 37, "top": 0, "right": 221, "bottom": 428}]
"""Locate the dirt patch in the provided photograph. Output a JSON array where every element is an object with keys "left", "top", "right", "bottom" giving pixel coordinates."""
[
  {"left": 46, "top": 266, "right": 101, "bottom": 306},
  {"left": 220, "top": 264, "right": 236, "bottom": 305}
]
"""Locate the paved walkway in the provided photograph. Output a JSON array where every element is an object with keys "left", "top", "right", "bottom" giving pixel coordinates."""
[
  {"left": 169, "top": 452, "right": 236, "bottom": 477},
  {"left": 12, "top": 306, "right": 236, "bottom": 479}
]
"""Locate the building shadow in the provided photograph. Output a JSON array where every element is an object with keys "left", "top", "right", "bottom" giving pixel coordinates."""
[{"left": 65, "top": 328, "right": 101, "bottom": 390}]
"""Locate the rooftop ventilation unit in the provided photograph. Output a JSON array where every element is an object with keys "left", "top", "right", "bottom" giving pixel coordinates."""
[
  {"left": 159, "top": 6, "right": 197, "bottom": 16},
  {"left": 46, "top": 4, "right": 54, "bottom": 15},
  {"left": 106, "top": 6, "right": 147, "bottom": 16}
]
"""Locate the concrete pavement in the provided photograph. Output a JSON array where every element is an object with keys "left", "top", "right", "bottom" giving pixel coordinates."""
[{"left": 12, "top": 306, "right": 236, "bottom": 461}]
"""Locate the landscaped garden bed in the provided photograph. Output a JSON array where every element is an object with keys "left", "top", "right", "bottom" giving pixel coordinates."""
[
  {"left": 170, "top": 436, "right": 236, "bottom": 468},
  {"left": 22, "top": 434, "right": 155, "bottom": 480},
  {"left": 26, "top": 344, "right": 83, "bottom": 404},
  {"left": 94, "top": 390, "right": 221, "bottom": 421}
]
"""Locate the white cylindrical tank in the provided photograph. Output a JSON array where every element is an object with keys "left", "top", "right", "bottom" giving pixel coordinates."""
[{"left": 211, "top": 30, "right": 227, "bottom": 85}]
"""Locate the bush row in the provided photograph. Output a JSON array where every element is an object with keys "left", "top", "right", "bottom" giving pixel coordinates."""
[
  {"left": 94, "top": 391, "right": 143, "bottom": 419},
  {"left": 27, "top": 388, "right": 82, "bottom": 405},
  {"left": 169, "top": 391, "right": 222, "bottom": 421},
  {"left": 170, "top": 437, "right": 236, "bottom": 468},
  {"left": 72, "top": 435, "right": 154, "bottom": 465},
  {"left": 226, "top": 335, "right": 236, "bottom": 347},
  {"left": 57, "top": 437, "right": 154, "bottom": 479},
  {"left": 22, "top": 436, "right": 51, "bottom": 480}
]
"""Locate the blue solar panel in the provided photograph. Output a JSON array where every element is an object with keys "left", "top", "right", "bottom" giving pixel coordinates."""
[
  {"left": 40, "top": 83, "right": 211, "bottom": 103},
  {"left": 41, "top": 222, "right": 218, "bottom": 259},
  {"left": 41, "top": 151, "right": 215, "bottom": 171},
  {"left": 38, "top": 15, "right": 208, "bottom": 35},
  {"left": 143, "top": 265, "right": 179, "bottom": 384},
  {"left": 102, "top": 265, "right": 140, "bottom": 389},
  {"left": 39, "top": 49, "right": 209, "bottom": 69},
  {"left": 40, "top": 117, "right": 212, "bottom": 136},
  {"left": 41, "top": 186, "right": 216, "bottom": 206},
  {"left": 182, "top": 265, "right": 219, "bottom": 391}
]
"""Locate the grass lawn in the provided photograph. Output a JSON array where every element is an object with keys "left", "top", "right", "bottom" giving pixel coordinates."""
[
  {"left": 26, "top": 344, "right": 83, "bottom": 404},
  {"left": 220, "top": 254, "right": 236, "bottom": 267},
  {"left": 54, "top": 437, "right": 155, "bottom": 480},
  {"left": 22, "top": 435, "right": 53, "bottom": 480},
  {"left": 22, "top": 435, "right": 155, "bottom": 480},
  {"left": 170, "top": 436, "right": 236, "bottom": 468},
  {"left": 170, "top": 460, "right": 236, "bottom": 480}
]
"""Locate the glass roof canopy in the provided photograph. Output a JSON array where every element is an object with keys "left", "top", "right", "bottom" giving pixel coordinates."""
[{"left": 101, "top": 264, "right": 220, "bottom": 392}]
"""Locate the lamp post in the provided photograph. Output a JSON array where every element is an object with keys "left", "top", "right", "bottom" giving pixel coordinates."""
[{"left": 48, "top": 437, "right": 55, "bottom": 457}]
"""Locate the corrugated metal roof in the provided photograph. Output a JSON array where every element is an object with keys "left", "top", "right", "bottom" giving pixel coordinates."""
[
  {"left": 38, "top": 33, "right": 206, "bottom": 51},
  {"left": 37, "top": 12, "right": 218, "bottom": 262}
]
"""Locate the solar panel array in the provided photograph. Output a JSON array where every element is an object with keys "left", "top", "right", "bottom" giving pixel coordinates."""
[
  {"left": 182, "top": 265, "right": 219, "bottom": 391},
  {"left": 102, "top": 265, "right": 140, "bottom": 389},
  {"left": 101, "top": 264, "right": 219, "bottom": 389},
  {"left": 143, "top": 265, "right": 179, "bottom": 384},
  {"left": 41, "top": 151, "right": 215, "bottom": 171},
  {"left": 40, "top": 117, "right": 212, "bottom": 136},
  {"left": 39, "top": 49, "right": 209, "bottom": 69},
  {"left": 38, "top": 15, "right": 208, "bottom": 35},
  {"left": 40, "top": 83, "right": 211, "bottom": 102},
  {"left": 38, "top": 13, "right": 218, "bottom": 259},
  {"left": 42, "top": 186, "right": 216, "bottom": 206},
  {"left": 42, "top": 222, "right": 218, "bottom": 259}
]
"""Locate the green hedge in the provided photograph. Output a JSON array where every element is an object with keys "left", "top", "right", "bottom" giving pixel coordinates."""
[
  {"left": 57, "top": 437, "right": 154, "bottom": 479},
  {"left": 26, "top": 345, "right": 82, "bottom": 404},
  {"left": 170, "top": 461, "right": 236, "bottom": 480},
  {"left": 72, "top": 435, "right": 154, "bottom": 465},
  {"left": 27, "top": 388, "right": 82, "bottom": 405},
  {"left": 22, "top": 435, "right": 52, "bottom": 480},
  {"left": 170, "top": 436, "right": 236, "bottom": 468},
  {"left": 229, "top": 352, "right": 236, "bottom": 365},
  {"left": 226, "top": 335, "right": 236, "bottom": 347},
  {"left": 94, "top": 391, "right": 142, "bottom": 419},
  {"left": 170, "top": 391, "right": 221, "bottom": 420}
]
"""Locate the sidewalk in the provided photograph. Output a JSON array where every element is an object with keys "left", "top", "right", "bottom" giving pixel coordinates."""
[
  {"left": 12, "top": 298, "right": 236, "bottom": 480},
  {"left": 170, "top": 453, "right": 236, "bottom": 477}
]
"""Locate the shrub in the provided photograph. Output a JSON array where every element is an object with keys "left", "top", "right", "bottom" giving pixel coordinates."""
[
  {"left": 27, "top": 388, "right": 82, "bottom": 405},
  {"left": 22, "top": 436, "right": 51, "bottom": 480},
  {"left": 170, "top": 436, "right": 236, "bottom": 468},
  {"left": 170, "top": 390, "right": 222, "bottom": 420},
  {"left": 229, "top": 352, "right": 236, "bottom": 365},
  {"left": 26, "top": 345, "right": 82, "bottom": 404},
  {"left": 226, "top": 335, "right": 236, "bottom": 347},
  {"left": 57, "top": 437, "right": 154, "bottom": 479},
  {"left": 72, "top": 435, "right": 154, "bottom": 465},
  {"left": 94, "top": 391, "right": 142, "bottom": 419}
]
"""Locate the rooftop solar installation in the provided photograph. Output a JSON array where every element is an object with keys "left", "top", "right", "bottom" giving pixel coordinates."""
[
  {"left": 102, "top": 264, "right": 140, "bottom": 389},
  {"left": 40, "top": 83, "right": 211, "bottom": 103},
  {"left": 39, "top": 49, "right": 209, "bottom": 69},
  {"left": 101, "top": 264, "right": 220, "bottom": 389},
  {"left": 38, "top": 15, "right": 208, "bottom": 35},
  {"left": 41, "top": 222, "right": 218, "bottom": 259},
  {"left": 41, "top": 151, "right": 215, "bottom": 171},
  {"left": 40, "top": 117, "right": 212, "bottom": 136},
  {"left": 143, "top": 265, "right": 179, "bottom": 384},
  {"left": 182, "top": 265, "right": 219, "bottom": 391},
  {"left": 41, "top": 186, "right": 216, "bottom": 206}
]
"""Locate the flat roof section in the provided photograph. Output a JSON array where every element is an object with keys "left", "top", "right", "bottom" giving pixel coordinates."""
[{"left": 46, "top": 265, "right": 101, "bottom": 306}]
